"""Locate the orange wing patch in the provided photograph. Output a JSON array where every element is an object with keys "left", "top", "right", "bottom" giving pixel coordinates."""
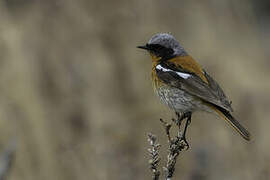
[{"left": 168, "top": 56, "right": 208, "bottom": 84}]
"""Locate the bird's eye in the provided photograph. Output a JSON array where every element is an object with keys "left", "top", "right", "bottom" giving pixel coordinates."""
[
  {"left": 148, "top": 44, "right": 174, "bottom": 58},
  {"left": 149, "top": 44, "right": 164, "bottom": 51}
]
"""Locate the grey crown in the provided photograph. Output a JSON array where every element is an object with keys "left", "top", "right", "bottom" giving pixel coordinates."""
[{"left": 148, "top": 33, "right": 188, "bottom": 56}]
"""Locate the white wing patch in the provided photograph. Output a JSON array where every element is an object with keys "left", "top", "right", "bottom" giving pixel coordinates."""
[
  {"left": 156, "top": 64, "right": 191, "bottom": 79},
  {"left": 176, "top": 72, "right": 191, "bottom": 79}
]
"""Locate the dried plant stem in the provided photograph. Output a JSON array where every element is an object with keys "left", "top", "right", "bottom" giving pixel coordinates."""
[
  {"left": 147, "top": 113, "right": 189, "bottom": 180},
  {"left": 160, "top": 117, "right": 187, "bottom": 180},
  {"left": 147, "top": 133, "right": 161, "bottom": 180}
]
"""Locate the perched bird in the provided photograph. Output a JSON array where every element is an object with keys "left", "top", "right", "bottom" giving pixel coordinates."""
[{"left": 137, "top": 33, "right": 250, "bottom": 143}]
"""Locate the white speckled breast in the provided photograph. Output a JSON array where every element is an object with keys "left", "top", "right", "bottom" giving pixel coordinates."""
[{"left": 155, "top": 85, "right": 213, "bottom": 113}]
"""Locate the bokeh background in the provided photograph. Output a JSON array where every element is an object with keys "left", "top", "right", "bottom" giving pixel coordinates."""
[{"left": 0, "top": 0, "right": 269, "bottom": 179}]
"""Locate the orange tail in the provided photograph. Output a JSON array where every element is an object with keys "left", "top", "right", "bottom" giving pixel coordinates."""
[{"left": 213, "top": 106, "right": 251, "bottom": 141}]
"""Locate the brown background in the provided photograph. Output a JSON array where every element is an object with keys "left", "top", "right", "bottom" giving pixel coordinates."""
[{"left": 0, "top": 0, "right": 269, "bottom": 179}]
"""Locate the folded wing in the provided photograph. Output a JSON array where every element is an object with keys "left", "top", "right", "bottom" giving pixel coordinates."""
[{"left": 156, "top": 62, "right": 233, "bottom": 112}]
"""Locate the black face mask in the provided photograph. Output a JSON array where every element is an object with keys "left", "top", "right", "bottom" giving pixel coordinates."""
[{"left": 146, "top": 44, "right": 175, "bottom": 60}]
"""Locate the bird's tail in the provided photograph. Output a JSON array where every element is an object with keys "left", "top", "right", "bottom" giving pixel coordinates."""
[{"left": 212, "top": 105, "right": 251, "bottom": 141}]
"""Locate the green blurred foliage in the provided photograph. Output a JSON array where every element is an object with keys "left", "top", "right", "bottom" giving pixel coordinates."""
[{"left": 0, "top": 0, "right": 269, "bottom": 179}]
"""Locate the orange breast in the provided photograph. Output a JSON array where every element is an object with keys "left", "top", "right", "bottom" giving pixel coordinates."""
[{"left": 151, "top": 61, "right": 164, "bottom": 89}]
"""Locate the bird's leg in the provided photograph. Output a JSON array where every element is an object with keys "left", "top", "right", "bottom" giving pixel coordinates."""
[
  {"left": 173, "top": 112, "right": 192, "bottom": 149},
  {"left": 173, "top": 112, "right": 186, "bottom": 129},
  {"left": 182, "top": 112, "right": 192, "bottom": 149}
]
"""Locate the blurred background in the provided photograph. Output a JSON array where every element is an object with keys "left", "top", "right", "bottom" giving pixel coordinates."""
[{"left": 0, "top": 0, "right": 269, "bottom": 179}]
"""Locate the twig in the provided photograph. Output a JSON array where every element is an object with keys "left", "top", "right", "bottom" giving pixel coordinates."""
[
  {"left": 159, "top": 119, "right": 172, "bottom": 142},
  {"left": 160, "top": 118, "right": 186, "bottom": 180},
  {"left": 147, "top": 133, "right": 161, "bottom": 180},
  {"left": 147, "top": 113, "right": 189, "bottom": 180}
]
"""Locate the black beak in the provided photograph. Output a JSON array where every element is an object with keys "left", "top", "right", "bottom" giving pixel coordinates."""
[{"left": 137, "top": 45, "right": 149, "bottom": 50}]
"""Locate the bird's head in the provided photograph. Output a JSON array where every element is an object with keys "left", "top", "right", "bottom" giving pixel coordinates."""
[{"left": 137, "top": 33, "right": 187, "bottom": 61}]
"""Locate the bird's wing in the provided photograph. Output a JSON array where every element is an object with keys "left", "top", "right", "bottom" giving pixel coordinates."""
[{"left": 156, "top": 62, "right": 233, "bottom": 112}]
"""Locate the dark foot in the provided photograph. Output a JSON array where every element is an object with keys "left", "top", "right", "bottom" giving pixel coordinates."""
[
  {"left": 181, "top": 112, "right": 192, "bottom": 149},
  {"left": 173, "top": 112, "right": 190, "bottom": 128}
]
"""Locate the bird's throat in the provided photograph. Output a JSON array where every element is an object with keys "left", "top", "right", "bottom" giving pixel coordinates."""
[{"left": 150, "top": 54, "right": 162, "bottom": 62}]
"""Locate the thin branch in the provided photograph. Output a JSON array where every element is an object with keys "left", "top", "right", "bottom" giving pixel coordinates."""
[
  {"left": 159, "top": 119, "right": 172, "bottom": 142},
  {"left": 147, "top": 113, "right": 190, "bottom": 180},
  {"left": 160, "top": 118, "right": 186, "bottom": 180},
  {"left": 147, "top": 133, "right": 161, "bottom": 180}
]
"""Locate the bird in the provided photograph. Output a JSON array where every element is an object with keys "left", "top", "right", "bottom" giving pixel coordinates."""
[{"left": 137, "top": 33, "right": 251, "bottom": 144}]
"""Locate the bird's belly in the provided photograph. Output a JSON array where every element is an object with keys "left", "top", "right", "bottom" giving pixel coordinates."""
[{"left": 155, "top": 86, "right": 212, "bottom": 113}]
